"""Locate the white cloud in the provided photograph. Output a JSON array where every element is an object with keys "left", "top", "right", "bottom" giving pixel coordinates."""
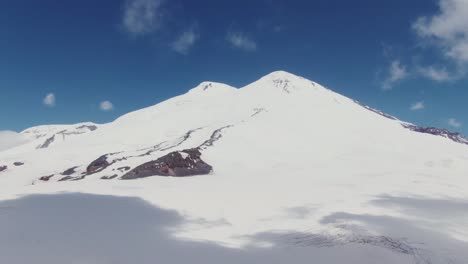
[
  {"left": 382, "top": 60, "right": 408, "bottom": 90},
  {"left": 123, "top": 0, "right": 163, "bottom": 35},
  {"left": 448, "top": 118, "right": 462, "bottom": 128},
  {"left": 410, "top": 101, "right": 425, "bottom": 111},
  {"left": 418, "top": 66, "right": 452, "bottom": 82},
  {"left": 43, "top": 93, "right": 55, "bottom": 107},
  {"left": 0, "top": 131, "right": 28, "bottom": 151},
  {"left": 100, "top": 101, "right": 114, "bottom": 111},
  {"left": 226, "top": 31, "right": 257, "bottom": 51},
  {"left": 413, "top": 0, "right": 468, "bottom": 64},
  {"left": 171, "top": 28, "right": 199, "bottom": 55}
]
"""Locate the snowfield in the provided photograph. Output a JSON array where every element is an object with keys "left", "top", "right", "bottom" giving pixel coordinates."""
[{"left": 1, "top": 71, "right": 468, "bottom": 263}]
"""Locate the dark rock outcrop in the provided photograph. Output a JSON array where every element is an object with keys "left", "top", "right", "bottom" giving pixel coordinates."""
[
  {"left": 13, "top": 162, "right": 24, "bottom": 166},
  {"left": 101, "top": 174, "right": 118, "bottom": 180},
  {"left": 58, "top": 175, "right": 85, "bottom": 181},
  {"left": 0, "top": 166, "right": 7, "bottom": 172},
  {"left": 76, "top": 125, "right": 98, "bottom": 131},
  {"left": 273, "top": 78, "right": 292, "bottom": 93},
  {"left": 86, "top": 155, "right": 111, "bottom": 174},
  {"left": 251, "top": 108, "right": 266, "bottom": 117},
  {"left": 403, "top": 124, "right": 468, "bottom": 146},
  {"left": 121, "top": 149, "right": 212, "bottom": 180},
  {"left": 62, "top": 166, "right": 78, "bottom": 176},
  {"left": 37, "top": 135, "right": 55, "bottom": 149},
  {"left": 39, "top": 174, "right": 54, "bottom": 181},
  {"left": 58, "top": 176, "right": 74, "bottom": 181}
]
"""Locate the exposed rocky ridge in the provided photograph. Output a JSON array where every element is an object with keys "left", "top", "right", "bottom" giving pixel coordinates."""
[
  {"left": 33, "top": 124, "right": 99, "bottom": 149},
  {"left": 76, "top": 125, "right": 98, "bottom": 131},
  {"left": 251, "top": 107, "right": 267, "bottom": 117},
  {"left": 353, "top": 100, "right": 398, "bottom": 120},
  {"left": 47, "top": 126, "right": 225, "bottom": 182},
  {"left": 0, "top": 165, "right": 7, "bottom": 172},
  {"left": 101, "top": 174, "right": 118, "bottom": 180},
  {"left": 121, "top": 149, "right": 212, "bottom": 179},
  {"left": 117, "top": 166, "right": 131, "bottom": 172},
  {"left": 78, "top": 129, "right": 205, "bottom": 179},
  {"left": 58, "top": 175, "right": 84, "bottom": 182},
  {"left": 135, "top": 129, "right": 202, "bottom": 158},
  {"left": 403, "top": 124, "right": 468, "bottom": 146},
  {"left": 39, "top": 174, "right": 54, "bottom": 181},
  {"left": 37, "top": 135, "right": 55, "bottom": 149},
  {"left": 352, "top": 101, "right": 468, "bottom": 146},
  {"left": 61, "top": 166, "right": 78, "bottom": 176},
  {"left": 86, "top": 155, "right": 112, "bottom": 175},
  {"left": 272, "top": 78, "right": 293, "bottom": 93},
  {"left": 198, "top": 125, "right": 233, "bottom": 149},
  {"left": 159, "top": 128, "right": 203, "bottom": 151},
  {"left": 37, "top": 166, "right": 81, "bottom": 182},
  {"left": 120, "top": 125, "right": 233, "bottom": 179}
]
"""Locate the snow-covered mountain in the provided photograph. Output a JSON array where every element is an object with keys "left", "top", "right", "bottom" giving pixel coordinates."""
[{"left": 1, "top": 71, "right": 468, "bottom": 264}]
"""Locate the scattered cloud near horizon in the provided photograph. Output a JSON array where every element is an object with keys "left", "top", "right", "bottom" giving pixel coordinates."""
[
  {"left": 43, "top": 93, "right": 55, "bottom": 107},
  {"left": 171, "top": 28, "right": 199, "bottom": 55},
  {"left": 100, "top": 101, "right": 114, "bottom": 111},
  {"left": 381, "top": 0, "right": 468, "bottom": 86},
  {"left": 410, "top": 101, "right": 425, "bottom": 111},
  {"left": 226, "top": 31, "right": 257, "bottom": 52},
  {"left": 382, "top": 60, "right": 408, "bottom": 90},
  {"left": 417, "top": 66, "right": 452, "bottom": 82},
  {"left": 412, "top": 0, "right": 468, "bottom": 80},
  {"left": 413, "top": 0, "right": 468, "bottom": 64},
  {"left": 122, "top": 0, "right": 164, "bottom": 35},
  {"left": 448, "top": 118, "right": 462, "bottom": 128}
]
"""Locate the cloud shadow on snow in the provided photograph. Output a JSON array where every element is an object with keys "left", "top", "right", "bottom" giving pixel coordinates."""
[
  {"left": 0, "top": 193, "right": 416, "bottom": 264},
  {"left": 371, "top": 195, "right": 468, "bottom": 219},
  {"left": 318, "top": 195, "right": 468, "bottom": 264}
]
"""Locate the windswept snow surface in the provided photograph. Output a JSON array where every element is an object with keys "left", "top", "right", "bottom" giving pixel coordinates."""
[
  {"left": 1, "top": 71, "right": 468, "bottom": 263},
  {"left": 0, "top": 130, "right": 29, "bottom": 151}
]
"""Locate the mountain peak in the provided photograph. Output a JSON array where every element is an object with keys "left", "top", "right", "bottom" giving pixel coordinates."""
[
  {"left": 264, "top": 70, "right": 299, "bottom": 77},
  {"left": 188, "top": 81, "right": 237, "bottom": 94},
  {"left": 243, "top": 70, "right": 321, "bottom": 94},
  {"left": 259, "top": 71, "right": 305, "bottom": 83}
]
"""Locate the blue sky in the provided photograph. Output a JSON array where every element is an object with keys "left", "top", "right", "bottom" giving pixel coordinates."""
[{"left": 1, "top": 0, "right": 467, "bottom": 135}]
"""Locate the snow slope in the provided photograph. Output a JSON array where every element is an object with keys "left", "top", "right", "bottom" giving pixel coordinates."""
[{"left": 1, "top": 71, "right": 468, "bottom": 264}]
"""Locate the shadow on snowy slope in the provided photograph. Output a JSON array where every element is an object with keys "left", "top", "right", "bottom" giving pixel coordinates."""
[
  {"left": 0, "top": 193, "right": 417, "bottom": 264},
  {"left": 371, "top": 195, "right": 468, "bottom": 219},
  {"left": 317, "top": 196, "right": 468, "bottom": 264}
]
